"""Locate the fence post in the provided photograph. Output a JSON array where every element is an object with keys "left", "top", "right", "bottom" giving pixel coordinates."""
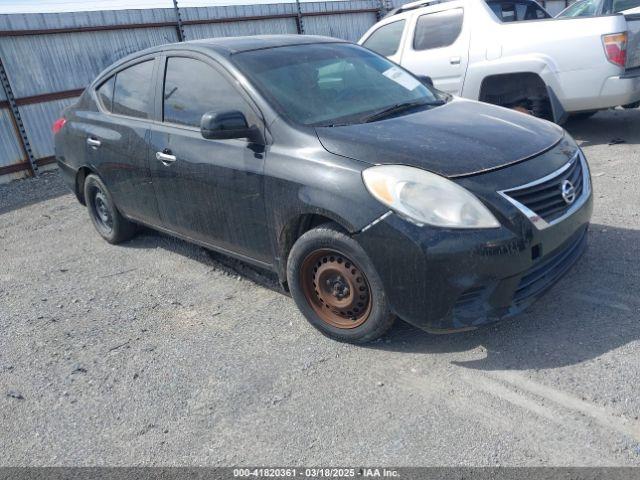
[
  {"left": 377, "top": 0, "right": 388, "bottom": 19},
  {"left": 173, "top": 0, "right": 186, "bottom": 41},
  {"left": 295, "top": 0, "right": 305, "bottom": 34},
  {"left": 0, "top": 55, "right": 38, "bottom": 177}
]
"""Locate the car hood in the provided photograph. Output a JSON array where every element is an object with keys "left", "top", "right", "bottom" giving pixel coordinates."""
[{"left": 314, "top": 99, "right": 564, "bottom": 178}]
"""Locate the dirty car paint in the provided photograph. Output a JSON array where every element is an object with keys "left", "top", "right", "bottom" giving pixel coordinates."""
[{"left": 54, "top": 36, "right": 593, "bottom": 332}]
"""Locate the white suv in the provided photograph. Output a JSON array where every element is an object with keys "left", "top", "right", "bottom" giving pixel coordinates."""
[{"left": 359, "top": 0, "right": 640, "bottom": 121}]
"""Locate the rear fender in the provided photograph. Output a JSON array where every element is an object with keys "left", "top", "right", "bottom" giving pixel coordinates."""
[{"left": 462, "top": 55, "right": 561, "bottom": 102}]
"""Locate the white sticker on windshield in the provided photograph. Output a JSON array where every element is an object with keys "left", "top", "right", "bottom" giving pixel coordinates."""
[{"left": 382, "top": 66, "right": 422, "bottom": 91}]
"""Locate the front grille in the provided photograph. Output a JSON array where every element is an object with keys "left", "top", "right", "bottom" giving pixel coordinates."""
[
  {"left": 500, "top": 152, "right": 589, "bottom": 228},
  {"left": 513, "top": 227, "right": 587, "bottom": 305}
]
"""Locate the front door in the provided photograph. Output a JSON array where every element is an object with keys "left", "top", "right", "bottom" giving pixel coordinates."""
[
  {"left": 400, "top": 7, "right": 470, "bottom": 95},
  {"left": 148, "top": 55, "right": 271, "bottom": 266}
]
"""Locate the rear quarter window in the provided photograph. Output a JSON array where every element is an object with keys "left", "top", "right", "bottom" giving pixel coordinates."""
[
  {"left": 96, "top": 76, "right": 115, "bottom": 112},
  {"left": 362, "top": 20, "right": 406, "bottom": 56},
  {"left": 413, "top": 9, "right": 463, "bottom": 51}
]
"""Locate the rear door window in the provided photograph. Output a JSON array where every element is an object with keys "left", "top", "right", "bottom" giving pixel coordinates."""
[
  {"left": 112, "top": 60, "right": 155, "bottom": 119},
  {"left": 162, "top": 56, "right": 256, "bottom": 128},
  {"left": 362, "top": 20, "right": 406, "bottom": 56},
  {"left": 413, "top": 9, "right": 463, "bottom": 51},
  {"left": 96, "top": 76, "right": 115, "bottom": 112}
]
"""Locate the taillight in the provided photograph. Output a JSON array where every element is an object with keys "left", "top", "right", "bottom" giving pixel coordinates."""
[
  {"left": 52, "top": 117, "right": 66, "bottom": 134},
  {"left": 603, "top": 33, "right": 628, "bottom": 67}
]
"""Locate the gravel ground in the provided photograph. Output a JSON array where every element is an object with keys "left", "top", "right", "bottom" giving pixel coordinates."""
[{"left": 1, "top": 108, "right": 640, "bottom": 466}]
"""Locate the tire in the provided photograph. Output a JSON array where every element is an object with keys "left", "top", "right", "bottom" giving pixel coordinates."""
[
  {"left": 622, "top": 101, "right": 640, "bottom": 109},
  {"left": 525, "top": 96, "right": 553, "bottom": 121},
  {"left": 287, "top": 222, "right": 395, "bottom": 343},
  {"left": 505, "top": 98, "right": 552, "bottom": 121},
  {"left": 482, "top": 81, "right": 553, "bottom": 121},
  {"left": 83, "top": 174, "right": 137, "bottom": 244}
]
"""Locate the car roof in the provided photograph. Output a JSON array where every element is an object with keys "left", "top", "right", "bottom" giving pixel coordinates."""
[
  {"left": 186, "top": 34, "right": 347, "bottom": 54},
  {"left": 93, "top": 34, "right": 348, "bottom": 86}
]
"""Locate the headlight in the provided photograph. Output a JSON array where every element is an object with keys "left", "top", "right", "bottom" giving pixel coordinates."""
[{"left": 362, "top": 165, "right": 500, "bottom": 229}]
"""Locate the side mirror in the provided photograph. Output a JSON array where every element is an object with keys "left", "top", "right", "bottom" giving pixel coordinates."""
[
  {"left": 200, "top": 110, "right": 259, "bottom": 142},
  {"left": 417, "top": 75, "right": 434, "bottom": 87}
]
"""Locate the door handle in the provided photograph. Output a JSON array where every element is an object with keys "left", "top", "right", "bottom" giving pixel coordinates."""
[
  {"left": 87, "top": 137, "right": 101, "bottom": 148},
  {"left": 450, "top": 56, "right": 462, "bottom": 65},
  {"left": 156, "top": 150, "right": 177, "bottom": 166}
]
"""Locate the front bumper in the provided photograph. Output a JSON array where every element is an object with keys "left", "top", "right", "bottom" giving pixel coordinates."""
[{"left": 354, "top": 176, "right": 593, "bottom": 333}]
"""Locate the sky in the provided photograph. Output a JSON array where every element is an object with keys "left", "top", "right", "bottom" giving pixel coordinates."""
[{"left": 0, "top": 0, "right": 301, "bottom": 14}]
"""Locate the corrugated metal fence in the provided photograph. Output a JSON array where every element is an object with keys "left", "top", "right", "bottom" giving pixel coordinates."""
[{"left": 0, "top": 0, "right": 569, "bottom": 182}]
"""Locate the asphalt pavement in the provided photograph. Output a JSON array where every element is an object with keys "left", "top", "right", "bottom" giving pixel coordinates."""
[{"left": 1, "top": 108, "right": 639, "bottom": 466}]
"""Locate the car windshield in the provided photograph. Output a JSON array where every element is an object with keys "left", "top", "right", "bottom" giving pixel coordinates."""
[
  {"left": 558, "top": 0, "right": 640, "bottom": 15},
  {"left": 232, "top": 43, "right": 444, "bottom": 127},
  {"left": 611, "top": 0, "right": 640, "bottom": 11},
  {"left": 557, "top": 0, "right": 600, "bottom": 16}
]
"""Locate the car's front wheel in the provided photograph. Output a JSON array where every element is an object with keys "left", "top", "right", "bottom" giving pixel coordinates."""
[
  {"left": 287, "top": 223, "right": 395, "bottom": 343},
  {"left": 84, "top": 174, "right": 137, "bottom": 244}
]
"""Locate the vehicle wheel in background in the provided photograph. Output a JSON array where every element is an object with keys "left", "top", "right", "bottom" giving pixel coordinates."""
[
  {"left": 479, "top": 72, "right": 554, "bottom": 121},
  {"left": 287, "top": 223, "right": 395, "bottom": 343},
  {"left": 83, "top": 174, "right": 137, "bottom": 244},
  {"left": 622, "top": 101, "right": 640, "bottom": 109}
]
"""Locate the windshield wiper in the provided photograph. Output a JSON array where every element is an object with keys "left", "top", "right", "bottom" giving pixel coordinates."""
[
  {"left": 362, "top": 99, "right": 445, "bottom": 123},
  {"left": 321, "top": 122, "right": 351, "bottom": 127}
]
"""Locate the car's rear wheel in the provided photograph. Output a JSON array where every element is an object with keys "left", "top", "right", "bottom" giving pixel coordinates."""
[
  {"left": 84, "top": 174, "right": 137, "bottom": 244},
  {"left": 287, "top": 223, "right": 395, "bottom": 343}
]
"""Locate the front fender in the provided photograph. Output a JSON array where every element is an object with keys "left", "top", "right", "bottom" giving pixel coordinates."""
[{"left": 264, "top": 148, "right": 387, "bottom": 281}]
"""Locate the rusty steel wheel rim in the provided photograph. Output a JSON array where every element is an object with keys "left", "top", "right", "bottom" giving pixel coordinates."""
[{"left": 300, "top": 249, "right": 372, "bottom": 329}]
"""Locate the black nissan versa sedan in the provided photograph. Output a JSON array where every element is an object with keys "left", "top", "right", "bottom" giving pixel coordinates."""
[{"left": 53, "top": 35, "right": 593, "bottom": 343}]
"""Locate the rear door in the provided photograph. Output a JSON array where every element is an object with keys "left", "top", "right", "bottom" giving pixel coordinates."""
[
  {"left": 148, "top": 53, "right": 271, "bottom": 265},
  {"left": 88, "top": 57, "right": 161, "bottom": 225},
  {"left": 400, "top": 7, "right": 470, "bottom": 94}
]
